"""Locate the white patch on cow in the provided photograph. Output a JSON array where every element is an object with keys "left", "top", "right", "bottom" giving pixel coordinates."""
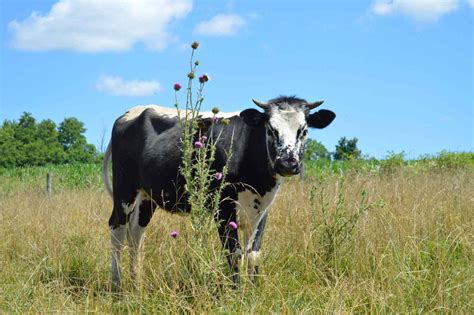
[
  {"left": 121, "top": 202, "right": 133, "bottom": 215},
  {"left": 235, "top": 182, "right": 281, "bottom": 252},
  {"left": 119, "top": 104, "right": 240, "bottom": 122},
  {"left": 268, "top": 107, "right": 307, "bottom": 161},
  {"left": 132, "top": 191, "right": 143, "bottom": 218},
  {"left": 121, "top": 191, "right": 144, "bottom": 215},
  {"left": 247, "top": 250, "right": 261, "bottom": 268}
]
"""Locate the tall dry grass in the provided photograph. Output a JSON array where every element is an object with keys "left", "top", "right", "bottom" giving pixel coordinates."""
[{"left": 1, "top": 169, "right": 473, "bottom": 312}]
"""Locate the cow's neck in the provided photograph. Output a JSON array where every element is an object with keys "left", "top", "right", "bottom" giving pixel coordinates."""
[{"left": 239, "top": 124, "right": 281, "bottom": 195}]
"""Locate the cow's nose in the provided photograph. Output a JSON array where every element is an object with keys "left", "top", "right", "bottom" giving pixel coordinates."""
[
  {"left": 274, "top": 157, "right": 300, "bottom": 176},
  {"left": 286, "top": 156, "right": 297, "bottom": 164}
]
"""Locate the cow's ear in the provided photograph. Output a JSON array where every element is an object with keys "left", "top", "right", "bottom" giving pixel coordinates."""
[
  {"left": 307, "top": 110, "right": 336, "bottom": 129},
  {"left": 240, "top": 108, "right": 264, "bottom": 126}
]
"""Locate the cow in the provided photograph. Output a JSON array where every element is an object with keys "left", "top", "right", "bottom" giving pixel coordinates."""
[{"left": 102, "top": 96, "right": 335, "bottom": 289}]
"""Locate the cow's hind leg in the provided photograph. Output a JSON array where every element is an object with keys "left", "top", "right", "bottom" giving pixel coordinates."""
[
  {"left": 109, "top": 204, "right": 127, "bottom": 291},
  {"left": 127, "top": 192, "right": 155, "bottom": 288}
]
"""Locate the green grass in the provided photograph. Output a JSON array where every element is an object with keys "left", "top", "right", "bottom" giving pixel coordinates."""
[
  {"left": 0, "top": 163, "right": 103, "bottom": 195},
  {"left": 303, "top": 151, "right": 474, "bottom": 178}
]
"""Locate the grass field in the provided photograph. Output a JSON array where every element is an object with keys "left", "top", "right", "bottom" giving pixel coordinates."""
[{"left": 1, "top": 163, "right": 473, "bottom": 312}]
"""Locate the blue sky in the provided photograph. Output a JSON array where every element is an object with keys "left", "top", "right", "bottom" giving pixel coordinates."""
[{"left": 1, "top": 0, "right": 473, "bottom": 158}]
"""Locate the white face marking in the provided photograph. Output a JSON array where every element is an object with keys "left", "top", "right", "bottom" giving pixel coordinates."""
[
  {"left": 119, "top": 105, "right": 240, "bottom": 122},
  {"left": 268, "top": 108, "right": 307, "bottom": 162}
]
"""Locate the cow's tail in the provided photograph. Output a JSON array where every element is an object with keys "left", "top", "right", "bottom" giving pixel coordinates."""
[{"left": 102, "top": 140, "right": 113, "bottom": 198}]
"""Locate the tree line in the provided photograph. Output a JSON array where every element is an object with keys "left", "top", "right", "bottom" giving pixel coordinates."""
[{"left": 0, "top": 112, "right": 98, "bottom": 167}]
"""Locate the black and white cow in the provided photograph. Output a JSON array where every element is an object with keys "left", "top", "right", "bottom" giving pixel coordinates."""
[{"left": 103, "top": 96, "right": 335, "bottom": 289}]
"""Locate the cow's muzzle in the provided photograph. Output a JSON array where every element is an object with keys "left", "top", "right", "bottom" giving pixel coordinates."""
[{"left": 274, "top": 156, "right": 300, "bottom": 177}]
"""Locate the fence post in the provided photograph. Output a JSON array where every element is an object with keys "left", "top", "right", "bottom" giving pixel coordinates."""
[{"left": 46, "top": 173, "right": 52, "bottom": 197}]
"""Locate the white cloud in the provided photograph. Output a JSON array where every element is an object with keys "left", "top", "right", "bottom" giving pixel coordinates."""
[
  {"left": 96, "top": 76, "right": 161, "bottom": 96},
  {"left": 194, "top": 14, "right": 245, "bottom": 36},
  {"left": 8, "top": 0, "right": 192, "bottom": 52},
  {"left": 468, "top": 0, "right": 474, "bottom": 7},
  {"left": 371, "top": 0, "right": 459, "bottom": 22}
]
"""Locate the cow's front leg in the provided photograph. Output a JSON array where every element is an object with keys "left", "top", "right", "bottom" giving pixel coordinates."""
[
  {"left": 248, "top": 211, "right": 268, "bottom": 283},
  {"left": 216, "top": 209, "right": 242, "bottom": 287}
]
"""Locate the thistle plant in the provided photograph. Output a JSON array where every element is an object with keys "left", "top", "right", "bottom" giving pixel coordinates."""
[{"left": 172, "top": 41, "right": 233, "bottom": 287}]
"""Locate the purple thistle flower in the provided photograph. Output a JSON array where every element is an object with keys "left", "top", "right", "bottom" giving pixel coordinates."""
[
  {"left": 228, "top": 221, "right": 238, "bottom": 230},
  {"left": 194, "top": 141, "right": 203, "bottom": 149},
  {"left": 212, "top": 116, "right": 220, "bottom": 124},
  {"left": 214, "top": 172, "right": 223, "bottom": 180},
  {"left": 200, "top": 135, "right": 208, "bottom": 142},
  {"left": 170, "top": 230, "right": 179, "bottom": 238},
  {"left": 199, "top": 74, "right": 210, "bottom": 83},
  {"left": 173, "top": 83, "right": 182, "bottom": 91}
]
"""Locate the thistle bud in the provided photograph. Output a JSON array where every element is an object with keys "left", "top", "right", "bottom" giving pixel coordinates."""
[
  {"left": 211, "top": 107, "right": 220, "bottom": 114},
  {"left": 191, "top": 41, "right": 200, "bottom": 49}
]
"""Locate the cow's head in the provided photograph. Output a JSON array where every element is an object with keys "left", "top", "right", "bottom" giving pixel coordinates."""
[{"left": 240, "top": 96, "right": 335, "bottom": 177}]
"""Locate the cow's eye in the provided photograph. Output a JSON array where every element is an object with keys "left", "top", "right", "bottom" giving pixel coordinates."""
[
  {"left": 267, "top": 126, "right": 279, "bottom": 139},
  {"left": 297, "top": 128, "right": 307, "bottom": 139}
]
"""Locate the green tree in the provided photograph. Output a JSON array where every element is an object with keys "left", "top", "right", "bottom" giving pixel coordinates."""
[
  {"left": 37, "top": 119, "right": 64, "bottom": 164},
  {"left": 0, "top": 120, "right": 21, "bottom": 167},
  {"left": 58, "top": 117, "right": 97, "bottom": 163},
  {"left": 14, "top": 112, "right": 36, "bottom": 145},
  {"left": 304, "top": 138, "right": 330, "bottom": 161},
  {"left": 333, "top": 137, "right": 361, "bottom": 161},
  {"left": 12, "top": 113, "right": 38, "bottom": 166},
  {"left": 58, "top": 118, "right": 87, "bottom": 150}
]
